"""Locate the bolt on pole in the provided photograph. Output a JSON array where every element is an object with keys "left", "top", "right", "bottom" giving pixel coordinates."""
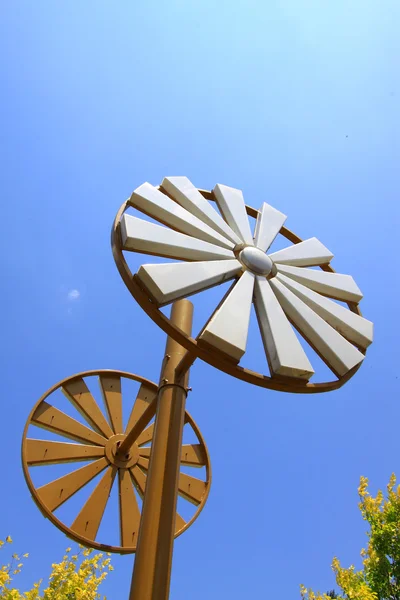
[{"left": 129, "top": 298, "right": 194, "bottom": 600}]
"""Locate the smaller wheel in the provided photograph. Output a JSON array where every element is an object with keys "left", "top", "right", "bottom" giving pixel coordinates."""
[{"left": 22, "top": 370, "right": 211, "bottom": 554}]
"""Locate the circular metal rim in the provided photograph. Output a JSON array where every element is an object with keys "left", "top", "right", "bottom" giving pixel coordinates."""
[
  {"left": 112, "top": 189, "right": 364, "bottom": 394},
  {"left": 22, "top": 369, "right": 212, "bottom": 554}
]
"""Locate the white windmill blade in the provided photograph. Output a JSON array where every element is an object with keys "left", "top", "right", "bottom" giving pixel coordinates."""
[
  {"left": 121, "top": 214, "right": 234, "bottom": 262},
  {"left": 130, "top": 183, "right": 234, "bottom": 250},
  {"left": 254, "top": 278, "right": 314, "bottom": 380},
  {"left": 254, "top": 203, "right": 287, "bottom": 252},
  {"left": 276, "top": 264, "right": 363, "bottom": 302},
  {"left": 137, "top": 259, "right": 242, "bottom": 305},
  {"left": 199, "top": 271, "right": 255, "bottom": 361},
  {"left": 276, "top": 274, "right": 373, "bottom": 350},
  {"left": 270, "top": 278, "right": 365, "bottom": 377},
  {"left": 213, "top": 184, "right": 254, "bottom": 245},
  {"left": 269, "top": 237, "right": 334, "bottom": 267},
  {"left": 161, "top": 177, "right": 242, "bottom": 245}
]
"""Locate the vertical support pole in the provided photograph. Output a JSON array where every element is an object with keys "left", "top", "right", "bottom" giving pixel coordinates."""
[{"left": 129, "top": 299, "right": 194, "bottom": 600}]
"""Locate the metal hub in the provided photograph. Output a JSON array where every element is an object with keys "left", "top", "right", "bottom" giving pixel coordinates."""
[
  {"left": 105, "top": 434, "right": 140, "bottom": 469},
  {"left": 239, "top": 246, "right": 274, "bottom": 276}
]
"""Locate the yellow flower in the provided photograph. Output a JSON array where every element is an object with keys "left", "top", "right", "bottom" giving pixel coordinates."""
[{"left": 5, "top": 536, "right": 12, "bottom": 544}]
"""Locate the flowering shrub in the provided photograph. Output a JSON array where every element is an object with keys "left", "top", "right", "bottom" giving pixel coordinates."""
[
  {"left": 301, "top": 474, "right": 400, "bottom": 600},
  {"left": 0, "top": 537, "right": 113, "bottom": 599}
]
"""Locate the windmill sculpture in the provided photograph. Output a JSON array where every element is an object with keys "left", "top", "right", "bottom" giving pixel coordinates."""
[{"left": 22, "top": 177, "right": 373, "bottom": 599}]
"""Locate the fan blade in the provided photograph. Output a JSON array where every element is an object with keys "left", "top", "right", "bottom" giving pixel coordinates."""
[
  {"left": 36, "top": 457, "right": 109, "bottom": 511},
  {"left": 270, "top": 278, "right": 365, "bottom": 377},
  {"left": 213, "top": 184, "right": 254, "bottom": 245},
  {"left": 25, "top": 439, "right": 105, "bottom": 466},
  {"left": 254, "top": 202, "right": 287, "bottom": 252},
  {"left": 62, "top": 378, "right": 114, "bottom": 439},
  {"left": 254, "top": 278, "right": 314, "bottom": 380},
  {"left": 276, "top": 274, "right": 373, "bottom": 350},
  {"left": 125, "top": 383, "right": 157, "bottom": 435},
  {"left": 71, "top": 467, "right": 117, "bottom": 540},
  {"left": 99, "top": 375, "right": 123, "bottom": 434},
  {"left": 119, "top": 469, "right": 141, "bottom": 547},
  {"left": 130, "top": 183, "right": 234, "bottom": 250},
  {"left": 178, "top": 473, "right": 207, "bottom": 506},
  {"left": 199, "top": 271, "right": 255, "bottom": 361},
  {"left": 121, "top": 215, "right": 234, "bottom": 261},
  {"left": 269, "top": 237, "right": 333, "bottom": 267},
  {"left": 276, "top": 264, "right": 363, "bottom": 302},
  {"left": 138, "top": 259, "right": 242, "bottom": 305},
  {"left": 162, "top": 176, "right": 241, "bottom": 245},
  {"left": 32, "top": 402, "right": 108, "bottom": 446},
  {"left": 136, "top": 423, "right": 154, "bottom": 447},
  {"left": 180, "top": 444, "right": 207, "bottom": 467}
]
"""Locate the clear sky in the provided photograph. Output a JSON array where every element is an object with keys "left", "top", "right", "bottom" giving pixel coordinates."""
[{"left": 1, "top": 1, "right": 399, "bottom": 598}]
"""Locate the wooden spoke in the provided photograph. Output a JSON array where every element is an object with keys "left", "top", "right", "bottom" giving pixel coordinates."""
[
  {"left": 62, "top": 378, "right": 114, "bottom": 438},
  {"left": 254, "top": 202, "right": 287, "bottom": 252},
  {"left": 275, "top": 264, "right": 363, "bottom": 302},
  {"left": 161, "top": 176, "right": 241, "bottom": 245},
  {"left": 213, "top": 184, "right": 254, "bottom": 245},
  {"left": 119, "top": 469, "right": 141, "bottom": 547},
  {"left": 180, "top": 444, "right": 207, "bottom": 467},
  {"left": 138, "top": 259, "right": 242, "bottom": 306},
  {"left": 254, "top": 277, "right": 314, "bottom": 380},
  {"left": 31, "top": 402, "right": 108, "bottom": 446},
  {"left": 136, "top": 423, "right": 154, "bottom": 447},
  {"left": 130, "top": 183, "right": 234, "bottom": 250},
  {"left": 130, "top": 465, "right": 147, "bottom": 499},
  {"left": 276, "top": 274, "right": 373, "bottom": 350},
  {"left": 36, "top": 457, "right": 109, "bottom": 512},
  {"left": 269, "top": 237, "right": 333, "bottom": 267},
  {"left": 137, "top": 456, "right": 149, "bottom": 471},
  {"left": 270, "top": 278, "right": 365, "bottom": 377},
  {"left": 199, "top": 271, "right": 255, "bottom": 361},
  {"left": 125, "top": 384, "right": 157, "bottom": 435},
  {"left": 71, "top": 467, "right": 117, "bottom": 540},
  {"left": 175, "top": 513, "right": 187, "bottom": 533},
  {"left": 121, "top": 214, "right": 234, "bottom": 261},
  {"left": 25, "top": 439, "right": 105, "bottom": 466},
  {"left": 178, "top": 473, "right": 207, "bottom": 506},
  {"left": 99, "top": 375, "right": 123, "bottom": 434}
]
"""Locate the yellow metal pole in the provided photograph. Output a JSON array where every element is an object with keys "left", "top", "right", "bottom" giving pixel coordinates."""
[{"left": 129, "top": 299, "right": 194, "bottom": 600}]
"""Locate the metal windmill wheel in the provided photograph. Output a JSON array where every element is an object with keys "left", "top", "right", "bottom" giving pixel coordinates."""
[
  {"left": 22, "top": 370, "right": 211, "bottom": 554},
  {"left": 112, "top": 176, "right": 373, "bottom": 394}
]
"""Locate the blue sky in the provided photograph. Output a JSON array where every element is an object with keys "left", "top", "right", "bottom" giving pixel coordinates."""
[{"left": 1, "top": 1, "right": 399, "bottom": 598}]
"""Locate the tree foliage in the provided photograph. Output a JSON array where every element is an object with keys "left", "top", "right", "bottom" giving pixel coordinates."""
[
  {"left": 0, "top": 537, "right": 113, "bottom": 599},
  {"left": 300, "top": 474, "right": 400, "bottom": 600}
]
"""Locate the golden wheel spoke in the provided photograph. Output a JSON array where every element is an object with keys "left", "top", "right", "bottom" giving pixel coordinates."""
[
  {"left": 71, "top": 466, "right": 117, "bottom": 540},
  {"left": 119, "top": 469, "right": 141, "bottom": 547},
  {"left": 175, "top": 513, "right": 187, "bottom": 533},
  {"left": 99, "top": 375, "right": 123, "bottom": 434},
  {"left": 137, "top": 456, "right": 149, "bottom": 471},
  {"left": 136, "top": 423, "right": 154, "bottom": 446},
  {"left": 32, "top": 402, "right": 108, "bottom": 446},
  {"left": 36, "top": 457, "right": 109, "bottom": 512},
  {"left": 125, "top": 384, "right": 157, "bottom": 434},
  {"left": 178, "top": 473, "right": 207, "bottom": 506},
  {"left": 130, "top": 465, "right": 146, "bottom": 499},
  {"left": 62, "top": 378, "right": 114, "bottom": 438},
  {"left": 180, "top": 444, "right": 207, "bottom": 467},
  {"left": 26, "top": 439, "right": 105, "bottom": 466}
]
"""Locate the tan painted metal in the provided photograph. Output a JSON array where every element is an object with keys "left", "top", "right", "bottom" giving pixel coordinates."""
[
  {"left": 112, "top": 187, "right": 364, "bottom": 394},
  {"left": 128, "top": 299, "right": 194, "bottom": 600},
  {"left": 21, "top": 369, "right": 211, "bottom": 554}
]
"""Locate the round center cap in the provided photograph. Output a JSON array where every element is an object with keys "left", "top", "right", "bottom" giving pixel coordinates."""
[{"left": 239, "top": 246, "right": 274, "bottom": 276}]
